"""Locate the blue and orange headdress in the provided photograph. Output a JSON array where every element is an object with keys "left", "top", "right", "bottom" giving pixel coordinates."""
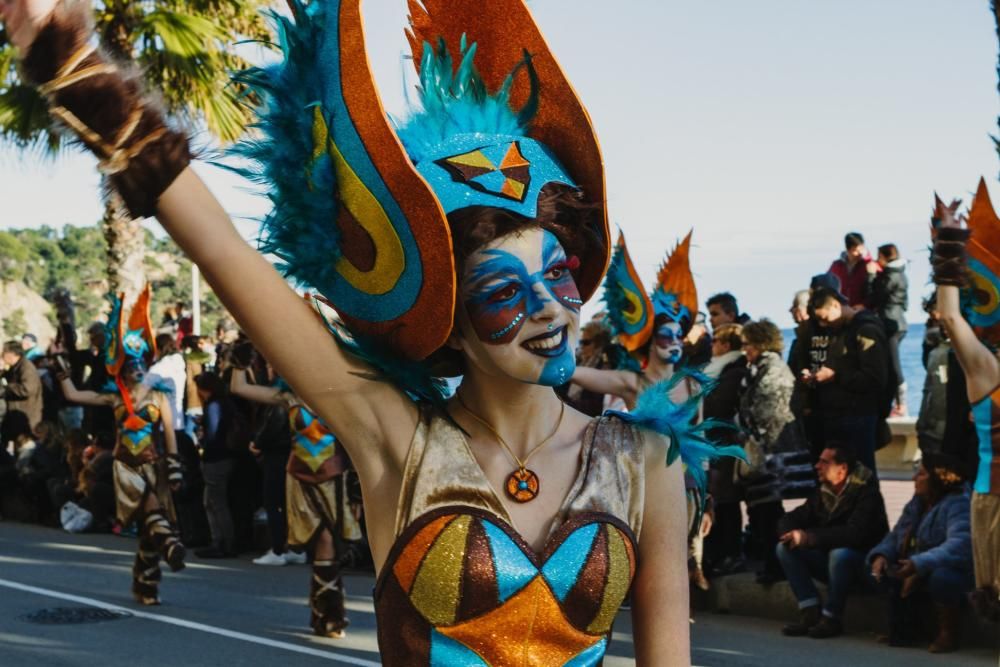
[
  {"left": 603, "top": 230, "right": 698, "bottom": 354},
  {"left": 962, "top": 178, "right": 1000, "bottom": 349},
  {"left": 104, "top": 284, "right": 156, "bottom": 378},
  {"left": 232, "top": 0, "right": 610, "bottom": 383},
  {"left": 651, "top": 231, "right": 698, "bottom": 335}
]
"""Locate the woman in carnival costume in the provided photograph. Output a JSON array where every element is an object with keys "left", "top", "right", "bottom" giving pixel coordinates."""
[
  {"left": 230, "top": 367, "right": 363, "bottom": 638},
  {"left": 573, "top": 232, "right": 727, "bottom": 591},
  {"left": 1, "top": 0, "right": 741, "bottom": 661},
  {"left": 571, "top": 231, "right": 702, "bottom": 411},
  {"left": 929, "top": 182, "right": 1000, "bottom": 621},
  {"left": 57, "top": 286, "right": 185, "bottom": 604}
]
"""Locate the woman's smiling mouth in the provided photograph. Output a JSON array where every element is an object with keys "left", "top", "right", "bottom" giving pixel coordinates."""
[{"left": 522, "top": 326, "right": 568, "bottom": 357}]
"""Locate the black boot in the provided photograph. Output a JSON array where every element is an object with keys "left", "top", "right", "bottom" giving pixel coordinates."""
[
  {"left": 782, "top": 605, "right": 821, "bottom": 636},
  {"left": 145, "top": 509, "right": 186, "bottom": 571},
  {"left": 310, "top": 560, "right": 348, "bottom": 638},
  {"left": 132, "top": 536, "right": 162, "bottom": 605}
]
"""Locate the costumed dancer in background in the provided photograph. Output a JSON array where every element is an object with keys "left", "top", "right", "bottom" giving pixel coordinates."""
[
  {"left": 571, "top": 231, "right": 701, "bottom": 411},
  {"left": 1, "top": 1, "right": 742, "bottom": 662},
  {"left": 929, "top": 183, "right": 1000, "bottom": 621},
  {"left": 230, "top": 367, "right": 362, "bottom": 639},
  {"left": 57, "top": 286, "right": 185, "bottom": 605},
  {"left": 571, "top": 232, "right": 721, "bottom": 591}
]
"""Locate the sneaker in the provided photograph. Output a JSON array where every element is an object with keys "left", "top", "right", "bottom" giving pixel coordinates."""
[
  {"left": 253, "top": 550, "right": 288, "bottom": 566},
  {"left": 283, "top": 550, "right": 308, "bottom": 565}
]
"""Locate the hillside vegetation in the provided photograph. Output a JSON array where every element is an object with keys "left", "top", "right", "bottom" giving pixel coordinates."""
[{"left": 0, "top": 225, "right": 225, "bottom": 343}]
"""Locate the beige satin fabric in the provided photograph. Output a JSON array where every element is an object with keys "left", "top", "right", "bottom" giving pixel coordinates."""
[
  {"left": 394, "top": 408, "right": 646, "bottom": 541},
  {"left": 972, "top": 491, "right": 1000, "bottom": 592},
  {"left": 112, "top": 459, "right": 175, "bottom": 526},
  {"left": 287, "top": 474, "right": 363, "bottom": 547}
]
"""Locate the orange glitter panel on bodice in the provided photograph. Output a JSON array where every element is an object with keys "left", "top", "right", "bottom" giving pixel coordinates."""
[
  {"left": 286, "top": 404, "right": 342, "bottom": 482},
  {"left": 114, "top": 402, "right": 160, "bottom": 459},
  {"left": 374, "top": 506, "right": 636, "bottom": 666}
]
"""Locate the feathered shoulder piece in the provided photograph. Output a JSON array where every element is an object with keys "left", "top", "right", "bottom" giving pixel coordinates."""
[
  {"left": 963, "top": 178, "right": 1000, "bottom": 349},
  {"left": 605, "top": 369, "right": 745, "bottom": 494},
  {"left": 602, "top": 231, "right": 654, "bottom": 353},
  {"left": 651, "top": 231, "right": 698, "bottom": 333}
]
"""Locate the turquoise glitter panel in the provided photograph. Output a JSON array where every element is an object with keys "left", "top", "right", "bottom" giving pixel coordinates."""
[
  {"left": 966, "top": 258, "right": 1000, "bottom": 328},
  {"left": 482, "top": 519, "right": 538, "bottom": 602},
  {"left": 562, "top": 638, "right": 607, "bottom": 667},
  {"left": 541, "top": 522, "right": 599, "bottom": 602},
  {"left": 309, "top": 0, "right": 424, "bottom": 322},
  {"left": 416, "top": 133, "right": 576, "bottom": 217},
  {"left": 429, "top": 629, "right": 489, "bottom": 666}
]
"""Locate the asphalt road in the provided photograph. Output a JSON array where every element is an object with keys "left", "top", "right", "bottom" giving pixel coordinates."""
[{"left": 0, "top": 521, "right": 996, "bottom": 666}]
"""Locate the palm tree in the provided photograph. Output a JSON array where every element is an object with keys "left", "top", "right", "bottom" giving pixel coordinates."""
[{"left": 0, "top": 0, "right": 271, "bottom": 305}]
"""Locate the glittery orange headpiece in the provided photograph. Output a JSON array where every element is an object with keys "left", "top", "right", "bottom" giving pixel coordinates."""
[{"left": 233, "top": 0, "right": 610, "bottom": 368}]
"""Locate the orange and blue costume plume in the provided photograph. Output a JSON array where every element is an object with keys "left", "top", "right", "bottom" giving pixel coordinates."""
[
  {"left": 651, "top": 230, "right": 698, "bottom": 335},
  {"left": 104, "top": 284, "right": 156, "bottom": 378},
  {"left": 963, "top": 178, "right": 1000, "bottom": 349},
  {"left": 602, "top": 232, "right": 654, "bottom": 354}
]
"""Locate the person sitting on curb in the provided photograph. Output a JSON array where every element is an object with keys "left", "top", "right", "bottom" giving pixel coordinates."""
[
  {"left": 868, "top": 454, "right": 973, "bottom": 653},
  {"left": 776, "top": 442, "right": 888, "bottom": 639}
]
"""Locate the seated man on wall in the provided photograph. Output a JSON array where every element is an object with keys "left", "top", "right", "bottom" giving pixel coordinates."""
[{"left": 776, "top": 442, "right": 888, "bottom": 639}]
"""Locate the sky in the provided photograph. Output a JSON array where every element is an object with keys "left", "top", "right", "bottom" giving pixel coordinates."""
[{"left": 2, "top": 0, "right": 999, "bottom": 328}]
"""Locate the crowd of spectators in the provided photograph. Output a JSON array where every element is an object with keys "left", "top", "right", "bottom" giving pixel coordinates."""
[
  {"left": 558, "top": 231, "right": 983, "bottom": 652},
  {"left": 0, "top": 305, "right": 301, "bottom": 567},
  {"left": 0, "top": 229, "right": 991, "bottom": 654}
]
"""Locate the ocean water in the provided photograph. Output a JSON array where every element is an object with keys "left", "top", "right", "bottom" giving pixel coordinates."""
[{"left": 782, "top": 323, "right": 926, "bottom": 416}]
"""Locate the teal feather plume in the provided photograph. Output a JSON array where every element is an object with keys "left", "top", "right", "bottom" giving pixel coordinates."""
[
  {"left": 225, "top": 0, "right": 343, "bottom": 295},
  {"left": 605, "top": 368, "right": 746, "bottom": 494},
  {"left": 395, "top": 37, "right": 539, "bottom": 163}
]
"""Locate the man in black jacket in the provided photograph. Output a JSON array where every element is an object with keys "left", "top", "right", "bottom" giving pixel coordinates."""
[
  {"left": 796, "top": 287, "right": 890, "bottom": 474},
  {"left": 776, "top": 443, "right": 889, "bottom": 639},
  {"left": 1, "top": 341, "right": 43, "bottom": 443}
]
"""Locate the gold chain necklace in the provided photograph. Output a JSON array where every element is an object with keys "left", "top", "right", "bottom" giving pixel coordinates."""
[{"left": 456, "top": 394, "right": 565, "bottom": 503}]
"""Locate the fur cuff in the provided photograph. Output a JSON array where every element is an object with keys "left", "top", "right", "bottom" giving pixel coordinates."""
[
  {"left": 21, "top": 1, "right": 190, "bottom": 218},
  {"left": 931, "top": 227, "right": 970, "bottom": 287}
]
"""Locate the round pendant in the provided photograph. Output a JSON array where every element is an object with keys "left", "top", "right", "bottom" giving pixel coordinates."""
[{"left": 505, "top": 468, "right": 540, "bottom": 503}]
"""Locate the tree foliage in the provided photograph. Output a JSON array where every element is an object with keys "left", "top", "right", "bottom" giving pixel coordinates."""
[{"left": 1, "top": 224, "right": 225, "bottom": 331}]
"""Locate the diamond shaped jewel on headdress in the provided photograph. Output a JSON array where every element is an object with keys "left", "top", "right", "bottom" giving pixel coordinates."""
[{"left": 437, "top": 141, "right": 532, "bottom": 202}]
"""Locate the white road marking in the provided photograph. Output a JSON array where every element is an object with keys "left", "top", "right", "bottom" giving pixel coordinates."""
[{"left": 0, "top": 578, "right": 380, "bottom": 666}]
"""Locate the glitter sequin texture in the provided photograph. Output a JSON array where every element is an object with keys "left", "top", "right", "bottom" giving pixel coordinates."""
[{"left": 375, "top": 408, "right": 645, "bottom": 666}]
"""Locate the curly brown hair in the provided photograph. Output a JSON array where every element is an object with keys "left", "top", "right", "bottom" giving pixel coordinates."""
[{"left": 740, "top": 319, "right": 784, "bottom": 354}]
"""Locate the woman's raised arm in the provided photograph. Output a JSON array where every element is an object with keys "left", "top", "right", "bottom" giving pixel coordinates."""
[
  {"left": 0, "top": 0, "right": 417, "bottom": 465},
  {"left": 156, "top": 172, "right": 418, "bottom": 463},
  {"left": 931, "top": 197, "right": 1000, "bottom": 403}
]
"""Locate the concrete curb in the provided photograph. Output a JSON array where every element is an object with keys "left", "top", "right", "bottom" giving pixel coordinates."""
[{"left": 695, "top": 572, "right": 998, "bottom": 650}]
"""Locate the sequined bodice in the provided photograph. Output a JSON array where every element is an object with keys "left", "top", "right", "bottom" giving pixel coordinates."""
[
  {"left": 287, "top": 404, "right": 342, "bottom": 482},
  {"left": 374, "top": 410, "right": 645, "bottom": 666},
  {"left": 972, "top": 384, "right": 1000, "bottom": 495},
  {"left": 114, "top": 402, "right": 160, "bottom": 459}
]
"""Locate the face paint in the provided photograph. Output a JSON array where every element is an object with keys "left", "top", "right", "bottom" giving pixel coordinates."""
[
  {"left": 460, "top": 229, "right": 581, "bottom": 386},
  {"left": 122, "top": 358, "right": 147, "bottom": 383},
  {"left": 654, "top": 321, "right": 684, "bottom": 365}
]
